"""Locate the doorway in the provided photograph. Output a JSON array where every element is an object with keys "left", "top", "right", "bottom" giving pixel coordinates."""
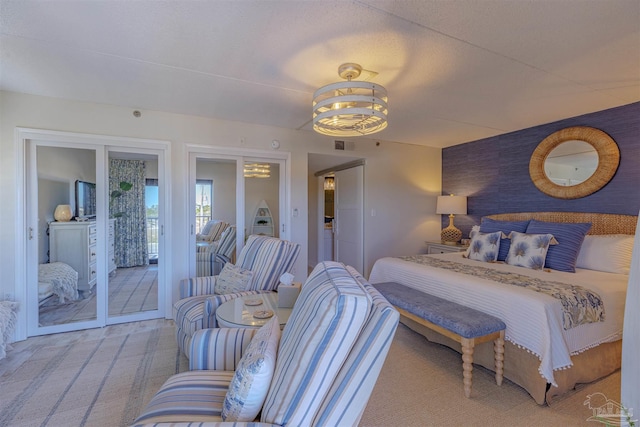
[
  {"left": 309, "top": 155, "right": 365, "bottom": 274},
  {"left": 19, "top": 129, "right": 169, "bottom": 337}
]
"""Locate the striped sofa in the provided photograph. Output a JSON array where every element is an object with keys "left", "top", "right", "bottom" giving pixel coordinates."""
[
  {"left": 132, "top": 261, "right": 399, "bottom": 426},
  {"left": 175, "top": 235, "right": 300, "bottom": 356}
]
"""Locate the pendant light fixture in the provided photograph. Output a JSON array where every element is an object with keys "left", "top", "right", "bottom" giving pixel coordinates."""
[{"left": 312, "top": 63, "right": 388, "bottom": 137}]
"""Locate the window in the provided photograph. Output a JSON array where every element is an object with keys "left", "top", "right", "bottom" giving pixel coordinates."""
[
  {"left": 145, "top": 179, "right": 159, "bottom": 263},
  {"left": 195, "top": 179, "right": 213, "bottom": 233}
]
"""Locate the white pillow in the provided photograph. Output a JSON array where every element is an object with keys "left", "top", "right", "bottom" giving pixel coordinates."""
[
  {"left": 576, "top": 234, "right": 634, "bottom": 274},
  {"left": 506, "top": 231, "right": 557, "bottom": 271},
  {"left": 215, "top": 263, "right": 254, "bottom": 295},
  {"left": 466, "top": 231, "right": 501, "bottom": 262},
  {"left": 222, "top": 315, "right": 280, "bottom": 421}
]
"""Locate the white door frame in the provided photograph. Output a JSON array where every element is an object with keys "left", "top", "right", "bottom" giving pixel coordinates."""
[
  {"left": 314, "top": 159, "right": 365, "bottom": 272},
  {"left": 15, "top": 128, "right": 171, "bottom": 340}
]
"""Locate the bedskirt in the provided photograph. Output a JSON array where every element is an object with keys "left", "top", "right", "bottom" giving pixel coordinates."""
[{"left": 400, "top": 315, "right": 621, "bottom": 405}]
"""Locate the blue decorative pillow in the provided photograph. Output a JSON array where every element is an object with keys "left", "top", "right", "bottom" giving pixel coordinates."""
[
  {"left": 480, "top": 218, "right": 530, "bottom": 261},
  {"left": 506, "top": 232, "right": 557, "bottom": 270},
  {"left": 466, "top": 231, "right": 502, "bottom": 262},
  {"left": 526, "top": 220, "right": 592, "bottom": 272}
]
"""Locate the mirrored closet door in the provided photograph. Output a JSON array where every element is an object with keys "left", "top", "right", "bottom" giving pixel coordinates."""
[
  {"left": 25, "top": 134, "right": 167, "bottom": 337},
  {"left": 189, "top": 152, "right": 287, "bottom": 278},
  {"left": 28, "top": 143, "right": 103, "bottom": 336},
  {"left": 107, "top": 149, "right": 164, "bottom": 323}
]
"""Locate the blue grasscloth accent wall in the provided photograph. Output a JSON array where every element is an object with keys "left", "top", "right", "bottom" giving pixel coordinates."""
[{"left": 442, "top": 102, "right": 640, "bottom": 237}]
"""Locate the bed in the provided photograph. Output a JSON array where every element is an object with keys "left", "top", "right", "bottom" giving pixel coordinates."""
[{"left": 369, "top": 212, "right": 636, "bottom": 404}]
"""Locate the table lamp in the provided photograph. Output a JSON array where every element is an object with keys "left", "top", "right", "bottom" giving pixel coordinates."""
[{"left": 436, "top": 195, "right": 467, "bottom": 245}]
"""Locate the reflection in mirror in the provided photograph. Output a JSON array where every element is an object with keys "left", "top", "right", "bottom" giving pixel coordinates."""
[
  {"left": 108, "top": 152, "right": 159, "bottom": 318},
  {"left": 38, "top": 146, "right": 98, "bottom": 327},
  {"left": 195, "top": 158, "right": 237, "bottom": 277},
  {"left": 530, "top": 126, "right": 620, "bottom": 199},
  {"left": 544, "top": 140, "right": 598, "bottom": 186},
  {"left": 246, "top": 162, "right": 279, "bottom": 239}
]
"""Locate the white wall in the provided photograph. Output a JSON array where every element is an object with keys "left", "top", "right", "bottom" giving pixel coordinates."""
[
  {"left": 196, "top": 160, "right": 237, "bottom": 225},
  {"left": 0, "top": 91, "right": 442, "bottom": 340}
]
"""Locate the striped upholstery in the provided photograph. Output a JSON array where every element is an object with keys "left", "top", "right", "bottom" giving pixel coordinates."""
[
  {"left": 196, "top": 226, "right": 238, "bottom": 277},
  {"left": 216, "top": 226, "right": 237, "bottom": 259},
  {"left": 236, "top": 235, "right": 300, "bottom": 292},
  {"left": 190, "top": 328, "right": 258, "bottom": 371},
  {"left": 175, "top": 291, "right": 262, "bottom": 355},
  {"left": 313, "top": 265, "right": 400, "bottom": 426},
  {"left": 197, "top": 221, "right": 229, "bottom": 243},
  {"left": 136, "top": 262, "right": 399, "bottom": 427},
  {"left": 180, "top": 276, "right": 217, "bottom": 299},
  {"left": 175, "top": 236, "right": 300, "bottom": 356},
  {"left": 132, "top": 370, "right": 233, "bottom": 424},
  {"left": 260, "top": 261, "right": 373, "bottom": 426}
]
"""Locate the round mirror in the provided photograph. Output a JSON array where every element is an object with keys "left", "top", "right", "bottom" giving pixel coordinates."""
[
  {"left": 544, "top": 140, "right": 598, "bottom": 187},
  {"left": 529, "top": 126, "right": 619, "bottom": 199}
]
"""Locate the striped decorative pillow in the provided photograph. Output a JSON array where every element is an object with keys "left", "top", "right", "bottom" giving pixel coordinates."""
[
  {"left": 526, "top": 220, "right": 591, "bottom": 272},
  {"left": 222, "top": 316, "right": 280, "bottom": 421}
]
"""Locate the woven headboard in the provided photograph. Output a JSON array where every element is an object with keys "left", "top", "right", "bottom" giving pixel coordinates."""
[{"left": 485, "top": 212, "right": 637, "bottom": 235}]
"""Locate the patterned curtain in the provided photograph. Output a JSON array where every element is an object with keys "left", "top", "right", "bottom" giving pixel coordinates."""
[{"left": 109, "top": 159, "right": 148, "bottom": 267}]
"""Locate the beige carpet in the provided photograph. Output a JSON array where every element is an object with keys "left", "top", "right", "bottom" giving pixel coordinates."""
[{"left": 0, "top": 320, "right": 620, "bottom": 426}]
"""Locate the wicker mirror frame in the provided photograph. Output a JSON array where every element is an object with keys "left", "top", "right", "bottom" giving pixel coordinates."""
[{"left": 529, "top": 126, "right": 620, "bottom": 199}]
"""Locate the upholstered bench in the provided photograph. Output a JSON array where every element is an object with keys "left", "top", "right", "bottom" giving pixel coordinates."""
[{"left": 373, "top": 282, "right": 506, "bottom": 398}]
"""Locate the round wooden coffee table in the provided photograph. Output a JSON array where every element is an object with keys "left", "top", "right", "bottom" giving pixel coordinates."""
[{"left": 216, "top": 292, "right": 292, "bottom": 329}]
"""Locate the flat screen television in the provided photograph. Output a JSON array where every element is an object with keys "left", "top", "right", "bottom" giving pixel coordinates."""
[{"left": 75, "top": 180, "right": 96, "bottom": 219}]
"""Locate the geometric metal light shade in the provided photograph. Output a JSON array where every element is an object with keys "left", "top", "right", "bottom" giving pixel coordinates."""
[{"left": 312, "top": 63, "right": 388, "bottom": 137}]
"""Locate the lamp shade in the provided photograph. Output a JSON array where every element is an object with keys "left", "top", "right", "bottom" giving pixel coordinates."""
[
  {"left": 54, "top": 204, "right": 73, "bottom": 221},
  {"left": 436, "top": 195, "right": 467, "bottom": 215}
]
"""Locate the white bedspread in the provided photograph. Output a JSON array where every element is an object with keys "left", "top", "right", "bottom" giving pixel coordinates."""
[{"left": 369, "top": 253, "right": 628, "bottom": 386}]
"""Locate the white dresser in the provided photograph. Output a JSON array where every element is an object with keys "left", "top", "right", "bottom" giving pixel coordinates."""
[{"left": 49, "top": 219, "right": 116, "bottom": 294}]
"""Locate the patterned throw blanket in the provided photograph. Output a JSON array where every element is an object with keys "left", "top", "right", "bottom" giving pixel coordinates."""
[
  {"left": 38, "top": 262, "right": 79, "bottom": 304},
  {"left": 398, "top": 255, "right": 605, "bottom": 330}
]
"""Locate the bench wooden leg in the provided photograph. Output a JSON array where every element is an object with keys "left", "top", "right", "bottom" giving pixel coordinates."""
[
  {"left": 494, "top": 330, "right": 505, "bottom": 386},
  {"left": 461, "top": 337, "right": 474, "bottom": 398}
]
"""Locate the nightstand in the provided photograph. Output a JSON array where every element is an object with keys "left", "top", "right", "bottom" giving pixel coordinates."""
[{"left": 426, "top": 241, "right": 469, "bottom": 254}]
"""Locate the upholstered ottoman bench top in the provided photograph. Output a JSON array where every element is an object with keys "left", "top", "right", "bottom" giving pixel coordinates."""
[{"left": 372, "top": 281, "right": 506, "bottom": 398}]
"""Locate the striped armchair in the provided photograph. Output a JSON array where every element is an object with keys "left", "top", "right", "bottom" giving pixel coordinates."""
[
  {"left": 174, "top": 235, "right": 300, "bottom": 355},
  {"left": 196, "top": 220, "right": 229, "bottom": 243},
  {"left": 133, "top": 261, "right": 400, "bottom": 426},
  {"left": 196, "top": 225, "right": 237, "bottom": 277}
]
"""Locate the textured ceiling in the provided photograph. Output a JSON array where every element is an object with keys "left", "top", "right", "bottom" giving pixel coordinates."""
[{"left": 1, "top": 0, "right": 638, "bottom": 148}]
